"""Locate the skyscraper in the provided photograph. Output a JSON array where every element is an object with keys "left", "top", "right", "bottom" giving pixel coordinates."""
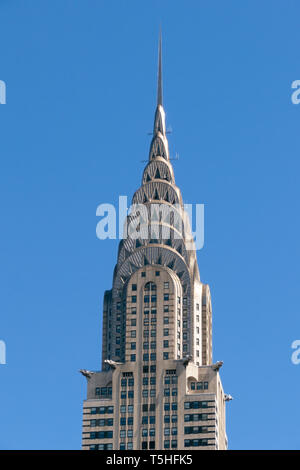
[{"left": 81, "top": 35, "right": 229, "bottom": 451}]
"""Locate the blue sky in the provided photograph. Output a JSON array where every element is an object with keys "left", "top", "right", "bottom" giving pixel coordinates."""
[{"left": 0, "top": 0, "right": 300, "bottom": 450}]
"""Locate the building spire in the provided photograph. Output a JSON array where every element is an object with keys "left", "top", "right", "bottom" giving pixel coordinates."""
[{"left": 157, "top": 29, "right": 163, "bottom": 106}]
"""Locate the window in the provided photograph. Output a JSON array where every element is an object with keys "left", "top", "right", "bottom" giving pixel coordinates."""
[
  {"left": 164, "top": 415, "right": 170, "bottom": 423},
  {"left": 149, "top": 415, "right": 155, "bottom": 424},
  {"left": 196, "top": 303, "right": 200, "bottom": 310},
  {"left": 164, "top": 305, "right": 169, "bottom": 312},
  {"left": 128, "top": 378, "right": 134, "bottom": 386},
  {"left": 144, "top": 295, "right": 150, "bottom": 303},
  {"left": 150, "top": 353, "right": 156, "bottom": 361},
  {"left": 127, "top": 430, "right": 133, "bottom": 438},
  {"left": 143, "top": 377, "right": 149, "bottom": 385},
  {"left": 164, "top": 440, "right": 170, "bottom": 449},
  {"left": 163, "top": 352, "right": 169, "bottom": 360},
  {"left": 141, "top": 271, "right": 146, "bottom": 277},
  {"left": 164, "top": 403, "right": 170, "bottom": 411},
  {"left": 150, "top": 341, "right": 156, "bottom": 349},
  {"left": 164, "top": 317, "right": 169, "bottom": 324},
  {"left": 164, "top": 282, "right": 169, "bottom": 289},
  {"left": 131, "top": 296, "right": 137, "bottom": 303},
  {"left": 143, "top": 353, "right": 149, "bottom": 361},
  {"left": 164, "top": 428, "right": 170, "bottom": 436},
  {"left": 142, "top": 429, "right": 148, "bottom": 437},
  {"left": 150, "top": 389, "right": 156, "bottom": 397},
  {"left": 149, "top": 428, "right": 155, "bottom": 436},
  {"left": 143, "top": 342, "right": 149, "bottom": 349},
  {"left": 131, "top": 308, "right": 136, "bottom": 314},
  {"left": 128, "top": 390, "right": 134, "bottom": 398},
  {"left": 150, "top": 365, "right": 156, "bottom": 374},
  {"left": 172, "top": 388, "right": 178, "bottom": 396},
  {"left": 142, "top": 389, "right": 148, "bottom": 398},
  {"left": 164, "top": 388, "right": 170, "bottom": 396},
  {"left": 171, "top": 440, "right": 177, "bottom": 449},
  {"left": 163, "top": 340, "right": 169, "bottom": 348},
  {"left": 120, "top": 430, "right": 126, "bottom": 438},
  {"left": 131, "top": 330, "right": 136, "bottom": 338},
  {"left": 151, "top": 308, "right": 156, "bottom": 315},
  {"left": 149, "top": 441, "right": 155, "bottom": 449},
  {"left": 128, "top": 417, "right": 133, "bottom": 425},
  {"left": 127, "top": 442, "right": 133, "bottom": 450},
  {"left": 143, "top": 366, "right": 149, "bottom": 374},
  {"left": 132, "top": 284, "right": 137, "bottom": 291},
  {"left": 155, "top": 271, "right": 160, "bottom": 276},
  {"left": 164, "top": 294, "right": 169, "bottom": 301},
  {"left": 144, "top": 309, "right": 149, "bottom": 315},
  {"left": 150, "top": 376, "right": 156, "bottom": 385},
  {"left": 151, "top": 295, "right": 157, "bottom": 303},
  {"left": 130, "top": 354, "right": 136, "bottom": 362},
  {"left": 131, "top": 342, "right": 136, "bottom": 350},
  {"left": 128, "top": 405, "right": 133, "bottom": 413},
  {"left": 142, "top": 416, "right": 148, "bottom": 424},
  {"left": 163, "top": 329, "right": 169, "bottom": 336},
  {"left": 116, "top": 336, "right": 121, "bottom": 344},
  {"left": 131, "top": 319, "right": 136, "bottom": 326},
  {"left": 149, "top": 403, "right": 155, "bottom": 411}
]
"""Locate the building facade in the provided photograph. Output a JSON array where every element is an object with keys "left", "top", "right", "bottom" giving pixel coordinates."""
[{"left": 81, "top": 36, "right": 229, "bottom": 451}]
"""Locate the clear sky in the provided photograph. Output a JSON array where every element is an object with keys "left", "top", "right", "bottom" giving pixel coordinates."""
[{"left": 0, "top": 0, "right": 300, "bottom": 450}]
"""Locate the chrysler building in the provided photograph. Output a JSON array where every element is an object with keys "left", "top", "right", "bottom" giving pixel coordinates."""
[{"left": 81, "top": 34, "right": 229, "bottom": 451}]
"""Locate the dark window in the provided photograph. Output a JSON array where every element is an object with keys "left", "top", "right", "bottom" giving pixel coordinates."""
[{"left": 132, "top": 284, "right": 137, "bottom": 291}]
